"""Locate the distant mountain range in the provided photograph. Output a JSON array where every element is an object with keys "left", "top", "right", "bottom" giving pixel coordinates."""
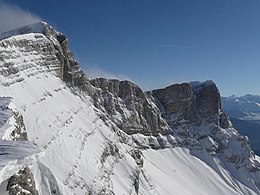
[{"left": 222, "top": 95, "right": 260, "bottom": 155}]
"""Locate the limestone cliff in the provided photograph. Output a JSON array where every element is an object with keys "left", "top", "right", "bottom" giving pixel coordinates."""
[
  {"left": 150, "top": 81, "right": 259, "bottom": 171},
  {"left": 90, "top": 78, "right": 170, "bottom": 135}
]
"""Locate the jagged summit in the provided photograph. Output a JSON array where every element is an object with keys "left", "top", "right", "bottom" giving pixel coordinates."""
[
  {"left": 0, "top": 21, "right": 46, "bottom": 40},
  {"left": 189, "top": 79, "right": 215, "bottom": 89},
  {"left": 0, "top": 21, "right": 59, "bottom": 41},
  {"left": 0, "top": 20, "right": 85, "bottom": 88}
]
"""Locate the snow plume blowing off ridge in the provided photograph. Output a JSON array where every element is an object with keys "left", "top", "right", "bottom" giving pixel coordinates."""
[
  {"left": 0, "top": 1, "right": 41, "bottom": 33},
  {"left": 85, "top": 65, "right": 131, "bottom": 81}
]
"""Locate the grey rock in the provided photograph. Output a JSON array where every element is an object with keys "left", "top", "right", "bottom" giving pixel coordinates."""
[
  {"left": 150, "top": 81, "right": 260, "bottom": 171},
  {"left": 192, "top": 81, "right": 221, "bottom": 121},
  {"left": 11, "top": 111, "right": 28, "bottom": 141},
  {"left": 90, "top": 78, "right": 171, "bottom": 135},
  {"left": 219, "top": 112, "right": 232, "bottom": 129},
  {"left": 151, "top": 80, "right": 221, "bottom": 127},
  {"left": 131, "top": 149, "right": 144, "bottom": 167},
  {"left": 7, "top": 167, "right": 39, "bottom": 195},
  {"left": 152, "top": 83, "right": 197, "bottom": 127}
]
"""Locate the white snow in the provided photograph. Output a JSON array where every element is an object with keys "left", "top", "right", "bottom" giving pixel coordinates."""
[
  {"left": 142, "top": 148, "right": 238, "bottom": 195},
  {"left": 141, "top": 147, "right": 260, "bottom": 195}
]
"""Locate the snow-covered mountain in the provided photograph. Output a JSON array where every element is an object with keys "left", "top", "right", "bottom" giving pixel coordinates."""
[
  {"left": 222, "top": 95, "right": 260, "bottom": 156},
  {"left": 0, "top": 22, "right": 260, "bottom": 194}
]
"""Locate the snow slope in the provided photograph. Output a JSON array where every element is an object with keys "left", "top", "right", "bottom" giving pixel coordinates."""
[
  {"left": 142, "top": 148, "right": 240, "bottom": 195},
  {"left": 0, "top": 22, "right": 260, "bottom": 194},
  {"left": 142, "top": 147, "right": 260, "bottom": 195}
]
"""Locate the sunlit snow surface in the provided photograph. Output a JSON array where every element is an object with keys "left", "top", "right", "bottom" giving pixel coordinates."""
[
  {"left": 142, "top": 148, "right": 258, "bottom": 195},
  {"left": 0, "top": 29, "right": 260, "bottom": 194}
]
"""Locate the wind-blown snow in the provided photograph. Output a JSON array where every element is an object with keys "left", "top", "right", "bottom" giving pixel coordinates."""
[{"left": 0, "top": 22, "right": 46, "bottom": 41}]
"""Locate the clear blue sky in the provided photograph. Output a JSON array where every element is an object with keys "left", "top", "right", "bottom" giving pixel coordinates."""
[{"left": 1, "top": 0, "right": 260, "bottom": 96}]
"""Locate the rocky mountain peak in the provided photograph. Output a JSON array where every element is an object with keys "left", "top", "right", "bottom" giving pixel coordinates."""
[
  {"left": 0, "top": 21, "right": 86, "bottom": 88},
  {"left": 191, "top": 80, "right": 221, "bottom": 120},
  {"left": 151, "top": 80, "right": 221, "bottom": 128},
  {"left": 90, "top": 78, "right": 146, "bottom": 100},
  {"left": 90, "top": 78, "right": 171, "bottom": 135},
  {"left": 0, "top": 21, "right": 54, "bottom": 41}
]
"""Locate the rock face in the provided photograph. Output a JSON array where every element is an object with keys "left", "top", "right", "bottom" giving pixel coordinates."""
[
  {"left": 192, "top": 81, "right": 221, "bottom": 120},
  {"left": 151, "top": 83, "right": 198, "bottom": 127},
  {"left": 7, "top": 167, "right": 39, "bottom": 195},
  {"left": 151, "top": 80, "right": 221, "bottom": 128},
  {"left": 11, "top": 111, "right": 28, "bottom": 141},
  {"left": 150, "top": 81, "right": 259, "bottom": 172},
  {"left": 90, "top": 78, "right": 170, "bottom": 135},
  {"left": 89, "top": 78, "right": 259, "bottom": 173}
]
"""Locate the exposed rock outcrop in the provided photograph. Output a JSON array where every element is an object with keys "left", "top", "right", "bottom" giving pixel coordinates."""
[
  {"left": 151, "top": 82, "right": 198, "bottom": 127},
  {"left": 7, "top": 167, "right": 39, "bottom": 195},
  {"left": 90, "top": 78, "right": 170, "bottom": 135},
  {"left": 151, "top": 80, "right": 221, "bottom": 128},
  {"left": 150, "top": 80, "right": 260, "bottom": 172}
]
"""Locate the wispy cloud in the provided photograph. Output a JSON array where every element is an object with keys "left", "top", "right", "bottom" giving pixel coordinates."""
[
  {"left": 161, "top": 44, "right": 194, "bottom": 49},
  {"left": 0, "top": 1, "right": 41, "bottom": 33},
  {"left": 84, "top": 65, "right": 131, "bottom": 81}
]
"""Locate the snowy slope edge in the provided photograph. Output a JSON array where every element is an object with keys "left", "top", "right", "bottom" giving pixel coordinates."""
[{"left": 0, "top": 97, "right": 40, "bottom": 194}]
